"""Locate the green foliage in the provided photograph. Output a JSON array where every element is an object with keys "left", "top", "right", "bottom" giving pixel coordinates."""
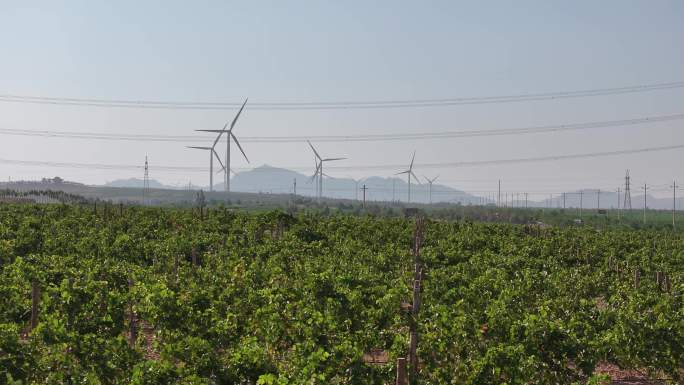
[{"left": 0, "top": 203, "right": 681, "bottom": 384}]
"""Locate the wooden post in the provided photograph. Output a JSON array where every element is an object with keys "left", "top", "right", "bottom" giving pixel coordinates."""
[
  {"left": 31, "top": 281, "right": 40, "bottom": 331},
  {"left": 634, "top": 269, "right": 641, "bottom": 289},
  {"left": 191, "top": 247, "right": 198, "bottom": 267},
  {"left": 396, "top": 357, "right": 408, "bottom": 385},
  {"left": 119, "top": 202, "right": 124, "bottom": 216},
  {"left": 408, "top": 218, "right": 424, "bottom": 383},
  {"left": 656, "top": 271, "right": 663, "bottom": 288},
  {"left": 128, "top": 279, "right": 137, "bottom": 345},
  {"left": 663, "top": 273, "right": 671, "bottom": 293}
]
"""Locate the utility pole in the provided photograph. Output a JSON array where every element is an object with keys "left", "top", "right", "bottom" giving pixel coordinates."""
[
  {"left": 580, "top": 190, "right": 583, "bottom": 219},
  {"left": 525, "top": 192, "right": 528, "bottom": 209},
  {"left": 143, "top": 156, "right": 149, "bottom": 206},
  {"left": 562, "top": 192, "right": 566, "bottom": 209},
  {"left": 671, "top": 180, "right": 678, "bottom": 229},
  {"left": 617, "top": 187, "right": 621, "bottom": 220},
  {"left": 392, "top": 179, "right": 396, "bottom": 202},
  {"left": 293, "top": 178, "right": 297, "bottom": 196},
  {"left": 498, "top": 180, "right": 501, "bottom": 207},
  {"left": 643, "top": 183, "right": 648, "bottom": 225},
  {"left": 361, "top": 184, "right": 368, "bottom": 208},
  {"left": 408, "top": 218, "right": 424, "bottom": 384},
  {"left": 597, "top": 189, "right": 600, "bottom": 211}
]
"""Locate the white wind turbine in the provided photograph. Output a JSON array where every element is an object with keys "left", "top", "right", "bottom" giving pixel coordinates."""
[
  {"left": 396, "top": 151, "right": 420, "bottom": 203},
  {"left": 307, "top": 140, "right": 346, "bottom": 202},
  {"left": 197, "top": 98, "right": 249, "bottom": 192},
  {"left": 186, "top": 146, "right": 226, "bottom": 192},
  {"left": 423, "top": 175, "right": 439, "bottom": 204}
]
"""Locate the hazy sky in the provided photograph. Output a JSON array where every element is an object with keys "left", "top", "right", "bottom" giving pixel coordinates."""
[{"left": 1, "top": 1, "right": 683, "bottom": 199}]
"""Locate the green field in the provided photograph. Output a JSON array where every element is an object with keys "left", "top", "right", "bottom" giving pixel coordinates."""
[{"left": 0, "top": 203, "right": 682, "bottom": 384}]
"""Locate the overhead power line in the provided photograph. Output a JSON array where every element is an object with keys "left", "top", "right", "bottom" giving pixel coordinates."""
[
  {"left": 0, "top": 112, "right": 681, "bottom": 143},
  {"left": 0, "top": 81, "right": 682, "bottom": 110},
  {"left": 1, "top": 143, "right": 683, "bottom": 173}
]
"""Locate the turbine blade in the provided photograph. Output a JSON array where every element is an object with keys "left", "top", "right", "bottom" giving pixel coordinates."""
[
  {"left": 307, "top": 140, "right": 322, "bottom": 160},
  {"left": 409, "top": 151, "right": 416, "bottom": 170},
  {"left": 395, "top": 170, "right": 410, "bottom": 175},
  {"left": 211, "top": 130, "right": 225, "bottom": 148},
  {"left": 423, "top": 175, "right": 430, "bottom": 184},
  {"left": 187, "top": 146, "right": 212, "bottom": 150},
  {"left": 310, "top": 162, "right": 321, "bottom": 181},
  {"left": 212, "top": 149, "right": 226, "bottom": 171},
  {"left": 411, "top": 171, "right": 421, "bottom": 184},
  {"left": 322, "top": 157, "right": 346, "bottom": 162},
  {"left": 196, "top": 129, "right": 229, "bottom": 133},
  {"left": 231, "top": 132, "right": 249, "bottom": 163},
  {"left": 229, "top": 98, "right": 248, "bottom": 131}
]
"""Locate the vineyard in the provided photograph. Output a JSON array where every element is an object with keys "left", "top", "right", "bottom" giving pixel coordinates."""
[{"left": 0, "top": 203, "right": 682, "bottom": 384}]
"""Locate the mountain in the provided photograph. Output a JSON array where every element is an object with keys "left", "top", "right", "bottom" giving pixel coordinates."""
[
  {"left": 229, "top": 165, "right": 481, "bottom": 204},
  {"left": 535, "top": 189, "right": 681, "bottom": 211},
  {"left": 105, "top": 178, "right": 179, "bottom": 190}
]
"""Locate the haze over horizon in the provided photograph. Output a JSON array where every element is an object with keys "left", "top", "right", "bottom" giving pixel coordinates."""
[{"left": 1, "top": 1, "right": 683, "bottom": 200}]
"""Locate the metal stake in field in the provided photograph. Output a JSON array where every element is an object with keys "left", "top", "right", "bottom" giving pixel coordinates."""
[
  {"left": 395, "top": 151, "right": 420, "bottom": 203},
  {"left": 196, "top": 99, "right": 250, "bottom": 192}
]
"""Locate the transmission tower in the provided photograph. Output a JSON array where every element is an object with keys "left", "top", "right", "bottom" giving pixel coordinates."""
[
  {"left": 623, "top": 170, "right": 632, "bottom": 210},
  {"left": 143, "top": 156, "right": 150, "bottom": 206}
]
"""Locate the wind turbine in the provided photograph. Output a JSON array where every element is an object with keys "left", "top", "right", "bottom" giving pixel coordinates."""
[
  {"left": 186, "top": 146, "right": 226, "bottom": 192},
  {"left": 307, "top": 140, "right": 346, "bottom": 202},
  {"left": 197, "top": 98, "right": 249, "bottom": 192},
  {"left": 423, "top": 175, "right": 439, "bottom": 204},
  {"left": 396, "top": 151, "right": 420, "bottom": 203}
]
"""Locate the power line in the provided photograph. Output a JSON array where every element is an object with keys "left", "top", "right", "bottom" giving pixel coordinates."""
[
  {"left": 2, "top": 142, "right": 684, "bottom": 173},
  {"left": 1, "top": 80, "right": 682, "bottom": 110},
  {"left": 1, "top": 112, "right": 682, "bottom": 143}
]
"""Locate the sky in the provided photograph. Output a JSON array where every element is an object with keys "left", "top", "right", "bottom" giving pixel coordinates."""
[{"left": 0, "top": 1, "right": 683, "bottom": 200}]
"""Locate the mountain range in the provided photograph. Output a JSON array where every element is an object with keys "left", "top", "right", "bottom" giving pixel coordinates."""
[{"left": 101, "top": 165, "right": 682, "bottom": 210}]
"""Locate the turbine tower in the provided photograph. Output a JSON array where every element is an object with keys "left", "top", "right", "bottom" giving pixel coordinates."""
[
  {"left": 186, "top": 146, "right": 226, "bottom": 192},
  {"left": 396, "top": 151, "right": 420, "bottom": 203},
  {"left": 197, "top": 98, "right": 249, "bottom": 192},
  {"left": 423, "top": 175, "right": 439, "bottom": 204},
  {"left": 307, "top": 140, "right": 346, "bottom": 202}
]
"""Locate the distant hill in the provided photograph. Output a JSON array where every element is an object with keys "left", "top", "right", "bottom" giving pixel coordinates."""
[
  {"left": 230, "top": 165, "right": 481, "bottom": 204},
  {"left": 105, "top": 178, "right": 178, "bottom": 190},
  {"left": 2, "top": 170, "right": 681, "bottom": 210}
]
